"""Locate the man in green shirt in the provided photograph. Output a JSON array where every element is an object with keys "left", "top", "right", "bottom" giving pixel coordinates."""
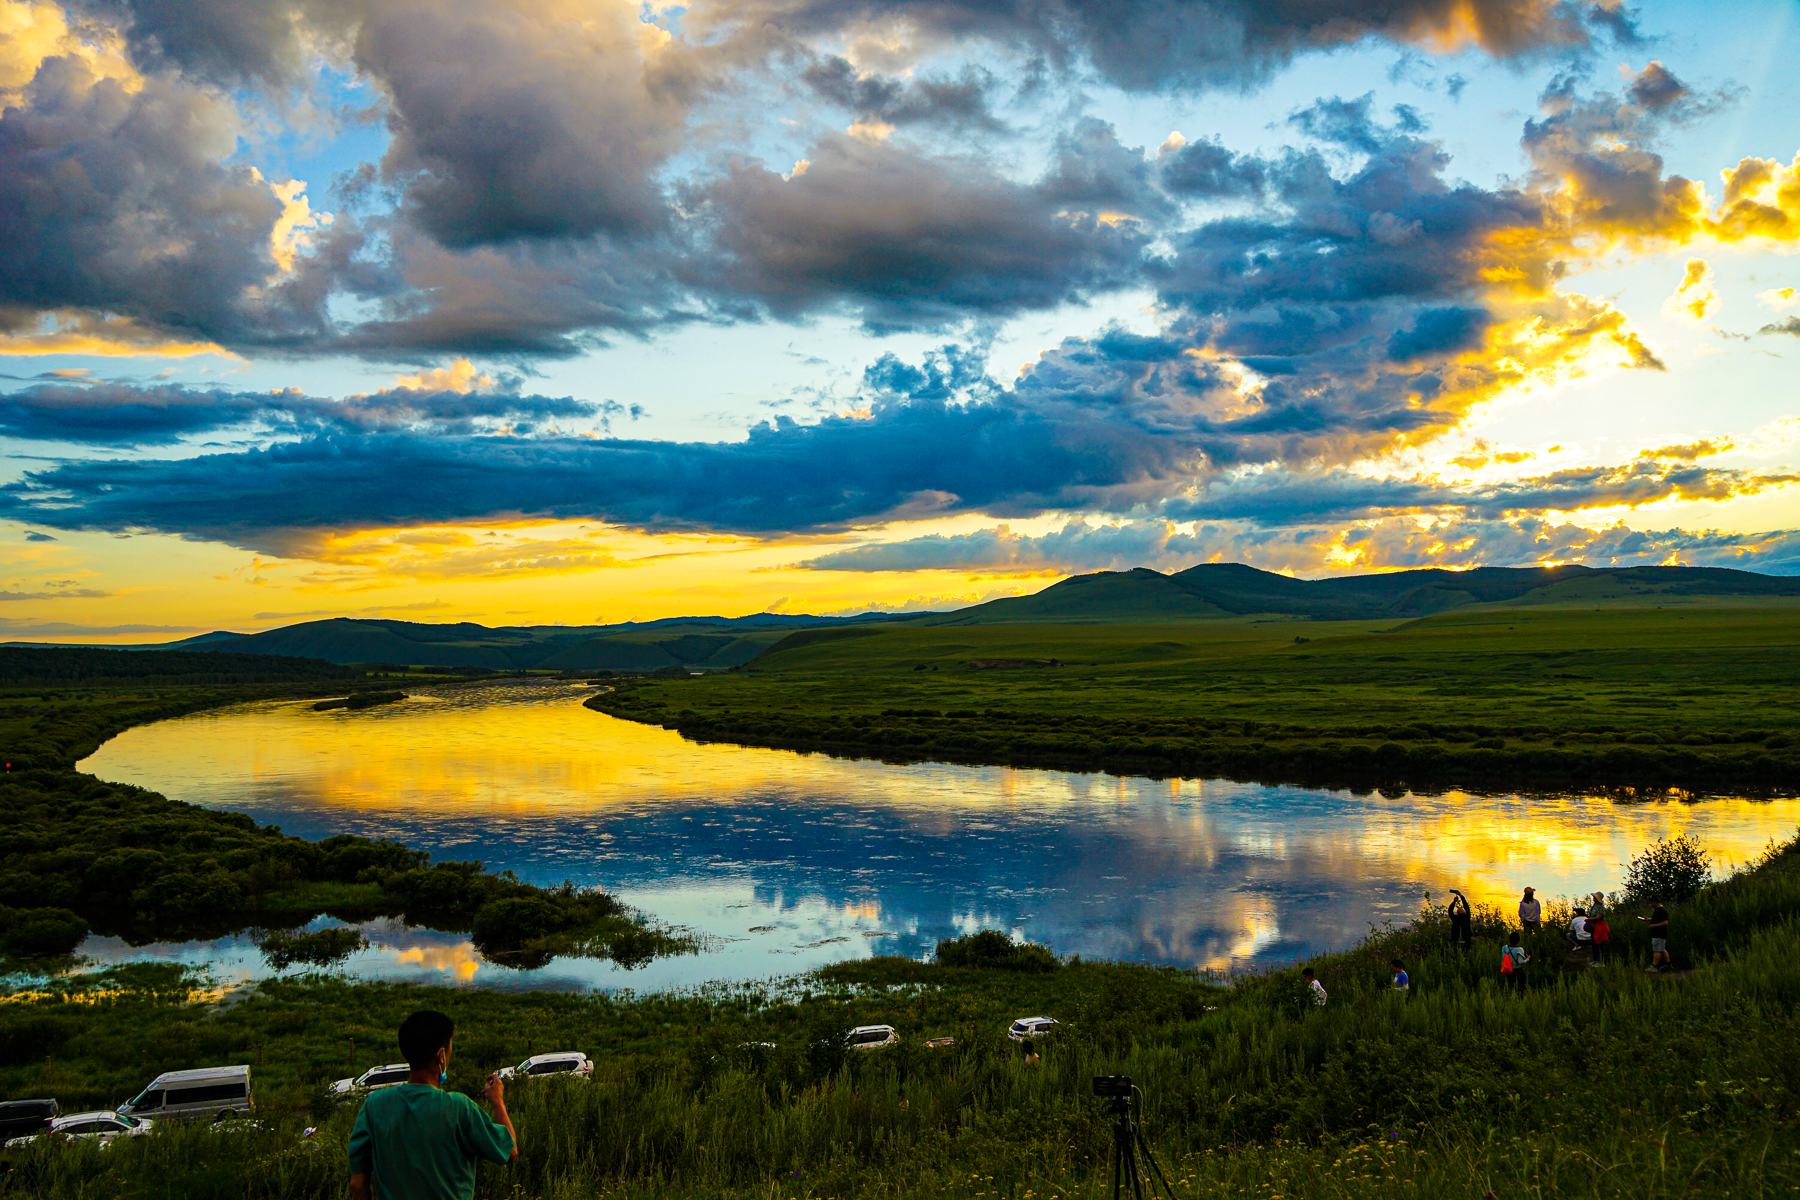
[{"left": 348, "top": 1010, "right": 517, "bottom": 1200}]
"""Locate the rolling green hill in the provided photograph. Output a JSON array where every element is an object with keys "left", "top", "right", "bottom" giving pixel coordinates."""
[{"left": 914, "top": 561, "right": 1800, "bottom": 625}]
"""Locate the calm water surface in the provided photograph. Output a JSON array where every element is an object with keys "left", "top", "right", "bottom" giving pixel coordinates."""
[{"left": 78, "top": 680, "right": 1800, "bottom": 991}]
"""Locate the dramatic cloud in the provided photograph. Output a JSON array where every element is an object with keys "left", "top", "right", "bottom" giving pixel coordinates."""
[
  {"left": 798, "top": 516, "right": 1800, "bottom": 577},
  {"left": 0, "top": 380, "right": 615, "bottom": 445},
  {"left": 692, "top": 0, "right": 1627, "bottom": 94},
  {"left": 689, "top": 129, "right": 1154, "bottom": 326},
  {"left": 1761, "top": 316, "right": 1800, "bottom": 337}
]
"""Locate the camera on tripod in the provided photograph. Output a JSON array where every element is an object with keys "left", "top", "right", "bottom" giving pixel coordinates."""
[{"left": 1092, "top": 1075, "right": 1172, "bottom": 1200}]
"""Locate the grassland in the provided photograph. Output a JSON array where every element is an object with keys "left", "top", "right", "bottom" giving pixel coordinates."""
[
  {"left": 590, "top": 606, "right": 1800, "bottom": 791},
  {"left": 4, "top": 832, "right": 1797, "bottom": 1199}
]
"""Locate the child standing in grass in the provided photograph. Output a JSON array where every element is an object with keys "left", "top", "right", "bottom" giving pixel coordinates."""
[
  {"left": 1589, "top": 911, "right": 1610, "bottom": 967},
  {"left": 1390, "top": 959, "right": 1410, "bottom": 995},
  {"left": 1502, "top": 933, "right": 1530, "bottom": 991}
]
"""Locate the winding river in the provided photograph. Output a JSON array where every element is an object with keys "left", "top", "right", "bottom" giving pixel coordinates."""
[{"left": 76, "top": 679, "right": 1800, "bottom": 991}]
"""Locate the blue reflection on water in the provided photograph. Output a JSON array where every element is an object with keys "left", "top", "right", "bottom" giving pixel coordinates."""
[{"left": 75, "top": 680, "right": 1800, "bottom": 990}]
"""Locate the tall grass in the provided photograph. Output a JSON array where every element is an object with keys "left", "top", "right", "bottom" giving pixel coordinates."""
[{"left": 7, "top": 835, "right": 1799, "bottom": 1199}]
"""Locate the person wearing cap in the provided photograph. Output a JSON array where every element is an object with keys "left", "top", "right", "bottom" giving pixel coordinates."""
[{"left": 1518, "top": 887, "right": 1542, "bottom": 935}]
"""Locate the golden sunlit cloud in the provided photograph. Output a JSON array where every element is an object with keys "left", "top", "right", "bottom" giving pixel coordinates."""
[
  {"left": 390, "top": 358, "right": 495, "bottom": 394},
  {"left": 1759, "top": 286, "right": 1797, "bottom": 311},
  {"left": 1664, "top": 258, "right": 1715, "bottom": 321},
  {"left": 0, "top": 311, "right": 228, "bottom": 359}
]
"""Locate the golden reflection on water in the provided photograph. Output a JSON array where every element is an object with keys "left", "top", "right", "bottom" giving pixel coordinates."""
[{"left": 81, "top": 681, "right": 1800, "bottom": 975}]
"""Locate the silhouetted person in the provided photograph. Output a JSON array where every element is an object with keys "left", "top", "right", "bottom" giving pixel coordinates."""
[
  {"left": 1638, "top": 898, "right": 1671, "bottom": 972},
  {"left": 1447, "top": 890, "right": 1473, "bottom": 949},
  {"left": 348, "top": 1010, "right": 516, "bottom": 1200}
]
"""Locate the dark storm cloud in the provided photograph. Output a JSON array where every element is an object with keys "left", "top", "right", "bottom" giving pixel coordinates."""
[
  {"left": 0, "top": 381, "right": 609, "bottom": 445},
  {"left": 0, "top": 53, "right": 299, "bottom": 348},
  {"left": 690, "top": 132, "right": 1153, "bottom": 326},
  {"left": 1156, "top": 138, "right": 1266, "bottom": 199},
  {"left": 360, "top": 0, "right": 699, "bottom": 248},
  {"left": 695, "top": 0, "right": 1625, "bottom": 93},
  {"left": 24, "top": 532, "right": 57, "bottom": 542},
  {"left": 1760, "top": 316, "right": 1800, "bottom": 337},
  {"left": 0, "top": 330, "right": 1461, "bottom": 546},
  {"left": 1626, "top": 60, "right": 1690, "bottom": 112},
  {"left": 801, "top": 57, "right": 1003, "bottom": 130}
]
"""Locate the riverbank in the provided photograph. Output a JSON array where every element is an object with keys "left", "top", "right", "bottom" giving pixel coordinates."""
[
  {"left": 4, "top": 832, "right": 1797, "bottom": 1198},
  {"left": 0, "top": 666, "right": 695, "bottom": 972},
  {"left": 588, "top": 607, "right": 1800, "bottom": 792}
]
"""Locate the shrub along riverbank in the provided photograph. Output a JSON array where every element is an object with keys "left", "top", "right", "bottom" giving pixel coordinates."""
[
  {"left": 588, "top": 607, "right": 1800, "bottom": 792},
  {"left": 3, "top": 832, "right": 1797, "bottom": 1198},
  {"left": 0, "top": 664, "right": 694, "bottom": 970}
]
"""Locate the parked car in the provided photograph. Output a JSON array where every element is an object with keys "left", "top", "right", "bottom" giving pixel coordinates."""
[
  {"left": 0, "top": 1099, "right": 58, "bottom": 1140},
  {"left": 496, "top": 1052, "right": 591, "bottom": 1082},
  {"left": 5, "top": 1111, "right": 154, "bottom": 1150},
  {"left": 326, "top": 1063, "right": 413, "bottom": 1101},
  {"left": 844, "top": 1025, "right": 899, "bottom": 1051},
  {"left": 118, "top": 1065, "right": 253, "bottom": 1123},
  {"left": 1007, "top": 1017, "right": 1059, "bottom": 1042}
]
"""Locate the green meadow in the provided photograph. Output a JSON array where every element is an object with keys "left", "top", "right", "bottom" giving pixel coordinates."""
[
  {"left": 591, "top": 606, "right": 1800, "bottom": 791},
  {"left": 4, "top": 832, "right": 1798, "bottom": 1198}
]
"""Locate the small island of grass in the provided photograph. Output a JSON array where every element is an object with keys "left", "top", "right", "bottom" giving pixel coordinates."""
[{"left": 311, "top": 690, "right": 408, "bottom": 712}]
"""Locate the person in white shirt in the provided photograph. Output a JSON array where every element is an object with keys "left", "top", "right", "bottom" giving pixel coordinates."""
[
  {"left": 1302, "top": 967, "right": 1327, "bottom": 1007},
  {"left": 1567, "top": 909, "right": 1592, "bottom": 955}
]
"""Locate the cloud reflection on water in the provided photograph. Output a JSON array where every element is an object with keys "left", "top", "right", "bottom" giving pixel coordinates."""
[{"left": 79, "top": 681, "right": 1800, "bottom": 988}]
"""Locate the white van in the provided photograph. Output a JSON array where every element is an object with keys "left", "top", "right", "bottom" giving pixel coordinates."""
[{"left": 118, "top": 1065, "right": 253, "bottom": 1123}]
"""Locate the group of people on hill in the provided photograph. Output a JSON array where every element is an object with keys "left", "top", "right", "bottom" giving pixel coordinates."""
[
  {"left": 1475, "top": 885, "right": 1671, "bottom": 989},
  {"left": 1300, "top": 885, "right": 1673, "bottom": 1008}
]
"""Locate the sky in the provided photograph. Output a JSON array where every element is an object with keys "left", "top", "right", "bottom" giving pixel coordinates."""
[{"left": 1, "top": 0, "right": 1798, "bottom": 639}]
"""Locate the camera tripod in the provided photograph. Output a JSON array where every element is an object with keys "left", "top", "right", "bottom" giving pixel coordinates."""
[{"left": 1102, "top": 1087, "right": 1176, "bottom": 1200}]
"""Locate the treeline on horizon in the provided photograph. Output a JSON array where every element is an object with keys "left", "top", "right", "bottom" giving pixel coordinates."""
[{"left": 0, "top": 647, "right": 359, "bottom": 687}]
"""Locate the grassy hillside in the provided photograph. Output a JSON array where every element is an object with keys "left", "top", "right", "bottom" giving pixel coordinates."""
[
  {"left": 589, "top": 606, "right": 1800, "bottom": 790},
  {"left": 5, "top": 832, "right": 1797, "bottom": 1198},
  {"left": 913, "top": 562, "right": 1800, "bottom": 625}
]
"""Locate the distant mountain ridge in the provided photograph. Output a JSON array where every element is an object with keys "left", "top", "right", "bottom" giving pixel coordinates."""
[
  {"left": 912, "top": 561, "right": 1800, "bottom": 625},
  {"left": 13, "top": 562, "right": 1798, "bottom": 669},
  {"left": 141, "top": 610, "right": 922, "bottom": 671}
]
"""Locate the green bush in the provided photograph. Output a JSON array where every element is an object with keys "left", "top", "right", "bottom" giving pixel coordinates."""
[
  {"left": 0, "top": 906, "right": 86, "bottom": 957},
  {"left": 258, "top": 926, "right": 368, "bottom": 969},
  {"left": 935, "top": 929, "right": 1059, "bottom": 972},
  {"left": 1624, "top": 833, "right": 1712, "bottom": 902}
]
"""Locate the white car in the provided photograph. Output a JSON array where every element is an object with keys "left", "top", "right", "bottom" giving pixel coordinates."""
[
  {"left": 4, "top": 1111, "right": 155, "bottom": 1149},
  {"left": 1007, "top": 1016, "right": 1059, "bottom": 1042},
  {"left": 496, "top": 1052, "right": 592, "bottom": 1082},
  {"left": 326, "top": 1063, "right": 413, "bottom": 1101},
  {"left": 844, "top": 1025, "right": 899, "bottom": 1051}
]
